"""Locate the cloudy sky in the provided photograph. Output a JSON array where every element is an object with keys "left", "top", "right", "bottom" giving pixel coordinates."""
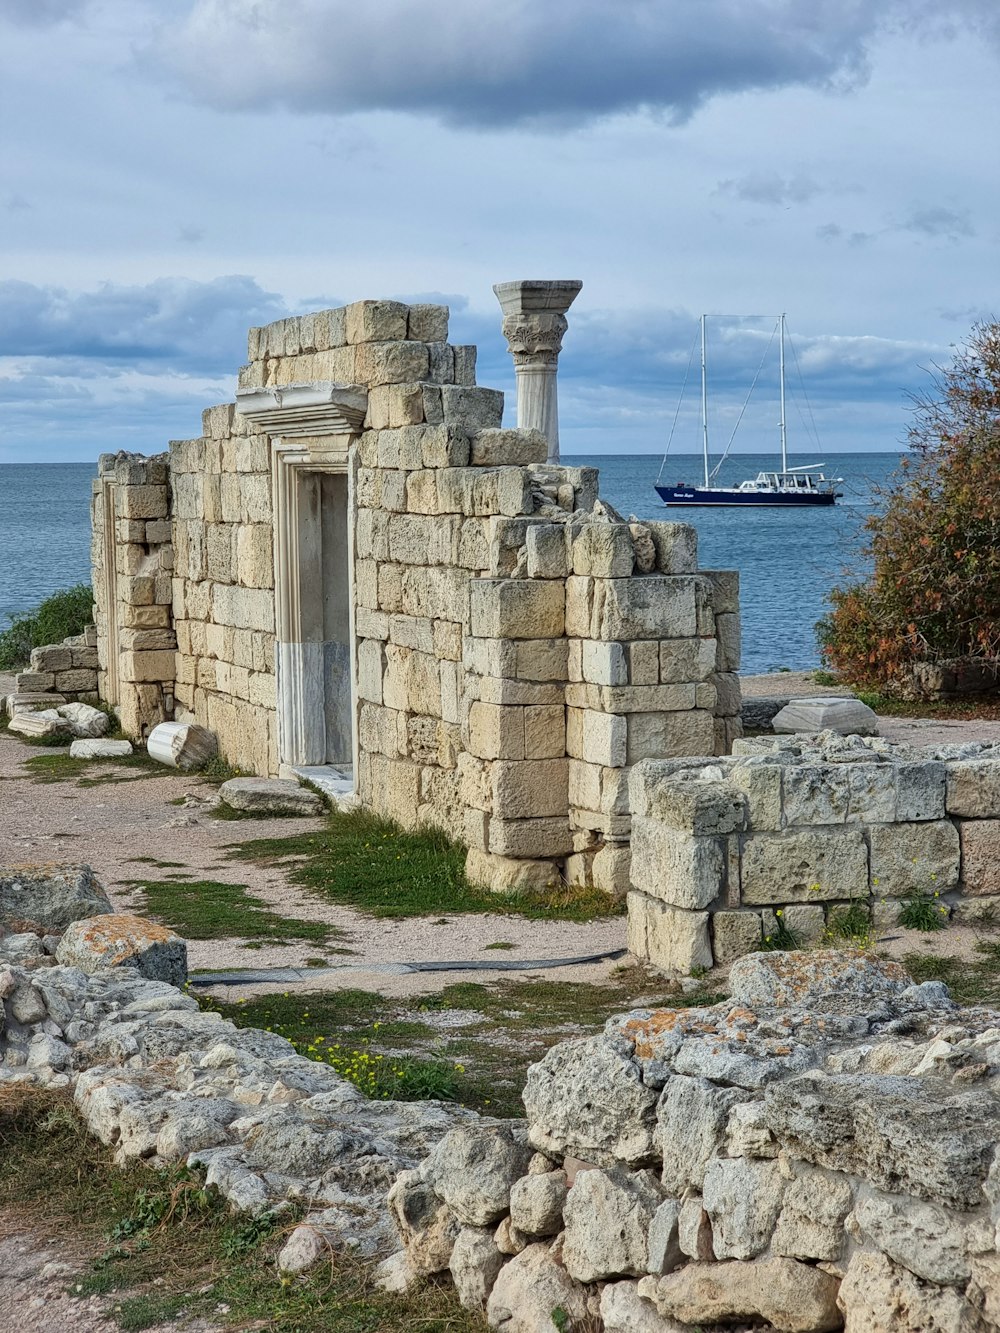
[{"left": 1, "top": 0, "right": 997, "bottom": 463}]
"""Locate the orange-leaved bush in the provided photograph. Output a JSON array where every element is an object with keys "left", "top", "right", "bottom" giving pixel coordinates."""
[{"left": 818, "top": 320, "right": 1000, "bottom": 689}]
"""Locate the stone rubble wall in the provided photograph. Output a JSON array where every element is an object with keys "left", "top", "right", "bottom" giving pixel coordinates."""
[
  {"left": 91, "top": 296, "right": 742, "bottom": 889},
  {"left": 92, "top": 452, "right": 176, "bottom": 738},
  {"left": 627, "top": 732, "right": 1000, "bottom": 975},
  {"left": 11, "top": 625, "right": 100, "bottom": 701},
  {"left": 384, "top": 951, "right": 1000, "bottom": 1333}
]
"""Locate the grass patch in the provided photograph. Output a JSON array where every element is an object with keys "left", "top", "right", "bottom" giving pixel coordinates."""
[
  {"left": 131, "top": 878, "right": 339, "bottom": 947},
  {"left": 854, "top": 690, "right": 1000, "bottom": 720},
  {"left": 901, "top": 939, "right": 1000, "bottom": 1007},
  {"left": 825, "top": 901, "right": 875, "bottom": 948},
  {"left": 227, "top": 806, "right": 623, "bottom": 922},
  {"left": 20, "top": 751, "right": 175, "bottom": 787},
  {"left": 0, "top": 1085, "right": 484, "bottom": 1333},
  {"left": 201, "top": 966, "right": 726, "bottom": 1117},
  {"left": 199, "top": 755, "right": 245, "bottom": 784},
  {"left": 898, "top": 893, "right": 950, "bottom": 931}
]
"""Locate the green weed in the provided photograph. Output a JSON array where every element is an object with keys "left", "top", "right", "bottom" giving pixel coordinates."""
[
  {"left": 898, "top": 893, "right": 950, "bottom": 931},
  {"left": 131, "top": 878, "right": 338, "bottom": 946}
]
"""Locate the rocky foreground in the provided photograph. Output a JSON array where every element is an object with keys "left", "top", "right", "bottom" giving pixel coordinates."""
[{"left": 1, "top": 871, "right": 999, "bottom": 1330}]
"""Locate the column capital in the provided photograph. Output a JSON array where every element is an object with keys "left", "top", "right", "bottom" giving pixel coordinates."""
[{"left": 493, "top": 280, "right": 582, "bottom": 463}]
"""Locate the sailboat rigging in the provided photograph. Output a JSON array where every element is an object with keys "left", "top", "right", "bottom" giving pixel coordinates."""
[{"left": 654, "top": 314, "right": 843, "bottom": 507}]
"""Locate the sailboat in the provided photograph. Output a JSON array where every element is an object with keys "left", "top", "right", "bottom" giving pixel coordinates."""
[{"left": 654, "top": 314, "right": 843, "bottom": 507}]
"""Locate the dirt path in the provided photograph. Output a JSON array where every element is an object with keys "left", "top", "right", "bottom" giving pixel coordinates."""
[{"left": 0, "top": 727, "right": 626, "bottom": 996}]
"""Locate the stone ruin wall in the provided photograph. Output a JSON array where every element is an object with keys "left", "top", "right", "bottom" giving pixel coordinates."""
[
  {"left": 627, "top": 732, "right": 1000, "bottom": 974},
  {"left": 87, "top": 296, "right": 742, "bottom": 892}
]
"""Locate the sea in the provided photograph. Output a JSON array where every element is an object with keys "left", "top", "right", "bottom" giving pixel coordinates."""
[{"left": 0, "top": 453, "right": 902, "bottom": 674}]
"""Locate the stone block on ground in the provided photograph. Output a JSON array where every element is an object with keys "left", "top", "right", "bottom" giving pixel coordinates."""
[
  {"left": 69, "top": 739, "right": 134, "bottom": 759},
  {"left": 219, "top": 778, "right": 324, "bottom": 817},
  {"left": 771, "top": 696, "right": 878, "bottom": 736},
  {"left": 638, "top": 1257, "right": 842, "bottom": 1333},
  {"left": 56, "top": 701, "right": 110, "bottom": 738},
  {"left": 56, "top": 913, "right": 188, "bottom": 986},
  {"left": 147, "top": 720, "right": 218, "bottom": 771},
  {"left": 0, "top": 863, "right": 113, "bottom": 930},
  {"left": 7, "top": 709, "right": 74, "bottom": 740},
  {"left": 5, "top": 693, "right": 67, "bottom": 717}
]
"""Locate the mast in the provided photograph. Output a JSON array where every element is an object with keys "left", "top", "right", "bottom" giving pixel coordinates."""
[
  {"left": 779, "top": 312, "right": 787, "bottom": 473},
  {"left": 700, "top": 314, "right": 709, "bottom": 487}
]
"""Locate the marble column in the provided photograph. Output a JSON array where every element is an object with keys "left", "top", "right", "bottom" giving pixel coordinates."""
[{"left": 494, "top": 279, "right": 582, "bottom": 464}]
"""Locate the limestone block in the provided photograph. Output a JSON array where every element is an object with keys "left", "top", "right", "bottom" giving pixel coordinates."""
[
  {"left": 383, "top": 646, "right": 441, "bottom": 717},
  {"left": 580, "top": 640, "right": 626, "bottom": 686},
  {"left": 632, "top": 770, "right": 747, "bottom": 834},
  {"left": 70, "top": 645, "right": 100, "bottom": 669},
  {"left": 119, "top": 485, "right": 168, "bottom": 520},
  {"left": 419, "top": 424, "right": 470, "bottom": 468},
  {"left": 630, "top": 819, "right": 727, "bottom": 908},
  {"left": 470, "top": 580, "right": 564, "bottom": 640},
  {"left": 54, "top": 667, "right": 99, "bottom": 692},
  {"left": 782, "top": 763, "right": 850, "bottom": 826},
  {"left": 772, "top": 696, "right": 878, "bottom": 736},
  {"left": 646, "top": 522, "right": 698, "bottom": 574},
  {"left": 712, "top": 911, "right": 762, "bottom": 963},
  {"left": 740, "top": 828, "right": 869, "bottom": 903},
  {"left": 69, "top": 739, "right": 133, "bottom": 760},
  {"left": 625, "top": 710, "right": 715, "bottom": 763},
  {"left": 220, "top": 778, "right": 323, "bottom": 817},
  {"left": 56, "top": 913, "right": 187, "bottom": 987},
  {"left": 469, "top": 428, "right": 547, "bottom": 467},
  {"left": 486, "top": 1242, "right": 597, "bottom": 1333},
  {"left": 771, "top": 1166, "right": 853, "bottom": 1263},
  {"left": 673, "top": 1199, "right": 713, "bottom": 1262},
  {"left": 626, "top": 892, "right": 712, "bottom": 974},
  {"left": 120, "top": 651, "right": 176, "bottom": 683},
  {"left": 424, "top": 385, "right": 504, "bottom": 430},
  {"left": 525, "top": 524, "right": 568, "bottom": 579},
  {"left": 946, "top": 758, "right": 1000, "bottom": 817},
  {"left": 312, "top": 306, "right": 346, "bottom": 349},
  {"left": 849, "top": 1190, "right": 971, "bottom": 1286},
  {"left": 572, "top": 524, "right": 635, "bottom": 578},
  {"left": 30, "top": 644, "right": 74, "bottom": 678},
  {"left": 465, "top": 849, "right": 561, "bottom": 892},
  {"left": 426, "top": 342, "right": 455, "bottom": 383},
  {"left": 702, "top": 1157, "right": 786, "bottom": 1260},
  {"left": 868, "top": 819, "right": 960, "bottom": 896},
  {"left": 15, "top": 671, "right": 54, "bottom": 691},
  {"left": 0, "top": 863, "right": 113, "bottom": 929},
  {"left": 120, "top": 576, "right": 155, "bottom": 606},
  {"left": 593, "top": 577, "right": 698, "bottom": 641},
  {"left": 345, "top": 299, "right": 408, "bottom": 344},
  {"left": 656, "top": 1076, "right": 752, "bottom": 1195},
  {"left": 591, "top": 843, "right": 631, "bottom": 896},
  {"left": 627, "top": 641, "right": 660, "bottom": 686},
  {"left": 492, "top": 760, "right": 568, "bottom": 819},
  {"left": 365, "top": 382, "right": 425, "bottom": 430},
  {"left": 959, "top": 818, "right": 1000, "bottom": 895},
  {"left": 694, "top": 576, "right": 715, "bottom": 635},
  {"left": 780, "top": 904, "right": 826, "bottom": 945},
  {"left": 434, "top": 619, "right": 463, "bottom": 661},
  {"left": 211, "top": 584, "right": 275, "bottom": 633},
  {"left": 509, "top": 1171, "right": 568, "bottom": 1239},
  {"left": 714, "top": 612, "right": 741, "bottom": 672},
  {"left": 524, "top": 705, "right": 565, "bottom": 760},
  {"left": 837, "top": 1251, "right": 979, "bottom": 1333},
  {"left": 638, "top": 1258, "right": 841, "bottom": 1333},
  {"left": 453, "top": 345, "right": 477, "bottom": 385},
  {"left": 566, "top": 708, "right": 627, "bottom": 767},
  {"left": 895, "top": 760, "right": 947, "bottom": 821},
  {"left": 729, "top": 758, "right": 784, "bottom": 830},
  {"left": 489, "top": 817, "right": 574, "bottom": 858},
  {"left": 236, "top": 524, "right": 273, "bottom": 588},
  {"left": 354, "top": 340, "right": 429, "bottom": 386},
  {"left": 563, "top": 1166, "right": 664, "bottom": 1282}
]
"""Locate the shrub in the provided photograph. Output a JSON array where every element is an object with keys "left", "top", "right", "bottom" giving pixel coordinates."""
[
  {"left": 0, "top": 583, "right": 94, "bottom": 670},
  {"left": 819, "top": 321, "right": 1000, "bottom": 689}
]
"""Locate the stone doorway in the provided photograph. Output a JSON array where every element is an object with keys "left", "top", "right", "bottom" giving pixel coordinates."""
[{"left": 235, "top": 385, "right": 367, "bottom": 796}]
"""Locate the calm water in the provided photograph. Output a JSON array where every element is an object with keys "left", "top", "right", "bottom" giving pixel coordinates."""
[
  {"left": 0, "top": 454, "right": 899, "bottom": 673},
  {"left": 0, "top": 463, "right": 96, "bottom": 624},
  {"left": 564, "top": 451, "right": 901, "bottom": 673}
]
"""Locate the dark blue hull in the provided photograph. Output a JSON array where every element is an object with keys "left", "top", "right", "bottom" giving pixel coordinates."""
[{"left": 655, "top": 485, "right": 838, "bottom": 507}]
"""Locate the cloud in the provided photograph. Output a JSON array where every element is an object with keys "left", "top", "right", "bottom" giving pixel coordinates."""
[
  {"left": 0, "top": 274, "right": 288, "bottom": 370},
  {"left": 0, "top": 0, "right": 89, "bottom": 27},
  {"left": 716, "top": 172, "right": 825, "bottom": 207},
  {"left": 143, "top": 0, "right": 937, "bottom": 129},
  {"left": 896, "top": 205, "right": 975, "bottom": 240}
]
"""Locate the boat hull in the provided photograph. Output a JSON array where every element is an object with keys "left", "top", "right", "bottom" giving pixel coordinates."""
[{"left": 655, "top": 485, "right": 838, "bottom": 507}]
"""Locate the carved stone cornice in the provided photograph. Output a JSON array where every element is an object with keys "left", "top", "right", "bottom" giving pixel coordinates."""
[{"left": 235, "top": 382, "right": 367, "bottom": 437}]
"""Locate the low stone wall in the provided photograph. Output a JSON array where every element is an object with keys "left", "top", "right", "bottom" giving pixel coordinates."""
[
  {"left": 11, "top": 626, "right": 99, "bottom": 701},
  {"left": 386, "top": 951, "right": 1000, "bottom": 1332},
  {"left": 627, "top": 732, "right": 1000, "bottom": 974}
]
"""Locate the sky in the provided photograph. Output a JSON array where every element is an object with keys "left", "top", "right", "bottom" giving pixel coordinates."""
[{"left": 0, "top": 0, "right": 998, "bottom": 463}]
